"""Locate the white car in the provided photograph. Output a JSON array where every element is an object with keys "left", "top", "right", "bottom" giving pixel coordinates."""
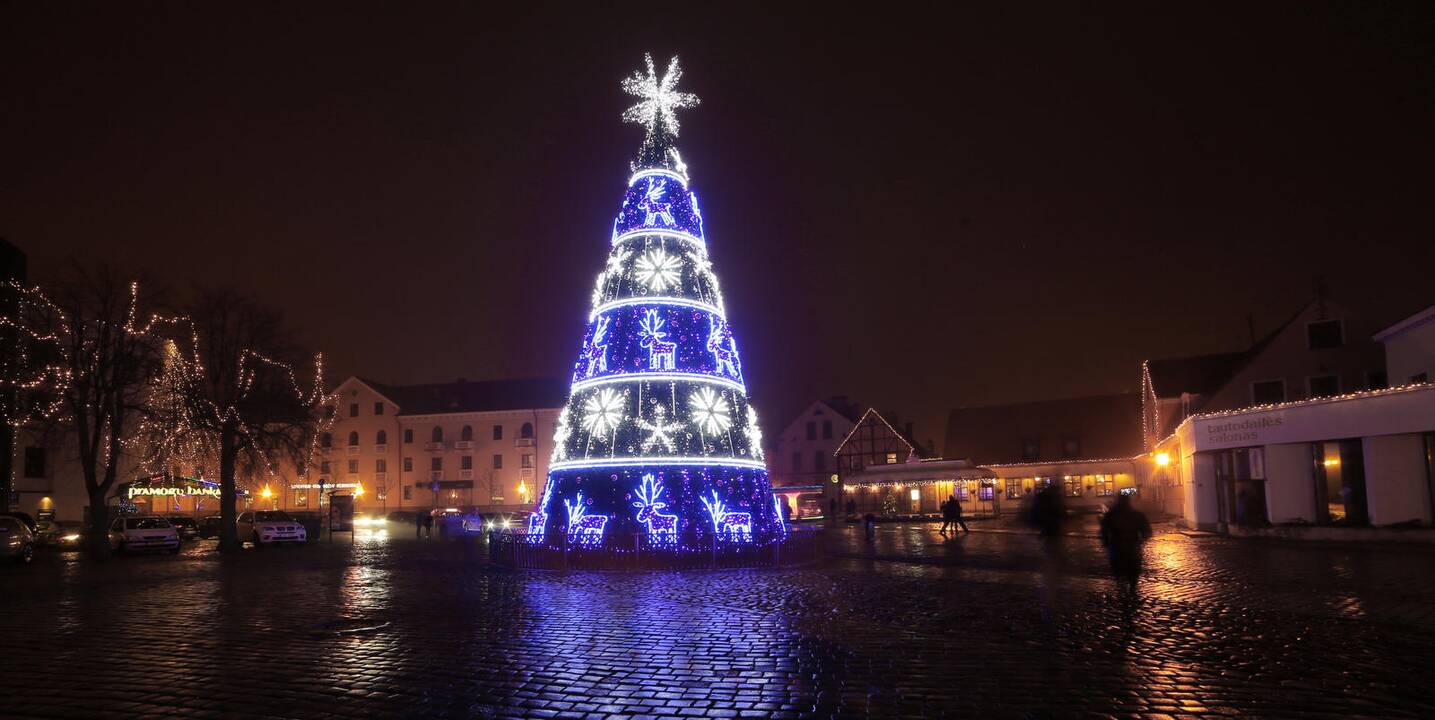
[
  {"left": 109, "top": 516, "right": 181, "bottom": 554},
  {"left": 237, "top": 510, "right": 307, "bottom": 547}
]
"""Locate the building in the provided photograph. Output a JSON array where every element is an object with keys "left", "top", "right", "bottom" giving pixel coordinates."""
[
  {"left": 298, "top": 376, "right": 566, "bottom": 516},
  {"left": 945, "top": 393, "right": 1141, "bottom": 464},
  {"left": 1374, "top": 304, "right": 1435, "bottom": 385},
  {"left": 766, "top": 397, "right": 862, "bottom": 518},
  {"left": 1143, "top": 297, "right": 1387, "bottom": 449}
]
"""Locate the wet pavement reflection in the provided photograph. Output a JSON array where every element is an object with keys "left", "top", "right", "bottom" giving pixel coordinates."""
[{"left": 2, "top": 523, "right": 1434, "bottom": 717}]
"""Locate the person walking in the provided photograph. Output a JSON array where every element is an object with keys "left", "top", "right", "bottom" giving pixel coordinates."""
[
  {"left": 939, "top": 495, "right": 954, "bottom": 534},
  {"left": 1099, "top": 493, "right": 1153, "bottom": 593},
  {"left": 952, "top": 493, "right": 970, "bottom": 533},
  {"left": 422, "top": 510, "right": 434, "bottom": 539},
  {"left": 416, "top": 511, "right": 425, "bottom": 539}
]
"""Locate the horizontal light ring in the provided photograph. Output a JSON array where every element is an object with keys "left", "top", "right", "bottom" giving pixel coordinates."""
[
  {"left": 589, "top": 296, "right": 725, "bottom": 322},
  {"left": 627, "top": 168, "right": 688, "bottom": 188},
  {"left": 550, "top": 456, "right": 768, "bottom": 472},
  {"left": 571, "top": 373, "right": 746, "bottom": 394},
  {"left": 611, "top": 229, "right": 705, "bottom": 248}
]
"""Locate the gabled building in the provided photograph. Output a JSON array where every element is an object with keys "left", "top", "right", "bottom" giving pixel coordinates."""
[
  {"left": 1374, "top": 304, "right": 1435, "bottom": 386},
  {"left": 945, "top": 393, "right": 1142, "bottom": 465},
  {"left": 1142, "top": 297, "right": 1387, "bottom": 449},
  {"left": 766, "top": 397, "right": 862, "bottom": 519}
]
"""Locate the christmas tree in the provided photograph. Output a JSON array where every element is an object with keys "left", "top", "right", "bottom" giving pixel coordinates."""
[{"left": 530, "top": 54, "right": 784, "bottom": 548}]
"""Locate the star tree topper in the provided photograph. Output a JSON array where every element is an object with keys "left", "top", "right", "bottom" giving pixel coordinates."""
[{"left": 622, "top": 53, "right": 700, "bottom": 169}]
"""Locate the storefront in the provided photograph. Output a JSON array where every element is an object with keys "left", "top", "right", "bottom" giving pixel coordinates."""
[
  {"left": 832, "top": 459, "right": 998, "bottom": 518},
  {"left": 1153, "top": 383, "right": 1435, "bottom": 531},
  {"left": 984, "top": 458, "right": 1141, "bottom": 515},
  {"left": 119, "top": 475, "right": 243, "bottom": 517}
]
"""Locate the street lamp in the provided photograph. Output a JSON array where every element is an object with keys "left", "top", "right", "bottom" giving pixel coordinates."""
[{"left": 260, "top": 484, "right": 275, "bottom": 509}]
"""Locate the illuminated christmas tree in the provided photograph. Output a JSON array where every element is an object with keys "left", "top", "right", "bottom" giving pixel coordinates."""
[{"left": 531, "top": 54, "right": 784, "bottom": 547}]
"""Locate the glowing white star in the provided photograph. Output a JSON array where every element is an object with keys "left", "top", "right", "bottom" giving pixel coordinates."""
[
  {"left": 634, "top": 248, "right": 681, "bottom": 291},
  {"left": 621, "top": 53, "right": 700, "bottom": 139},
  {"left": 582, "top": 388, "right": 625, "bottom": 436},
  {"left": 688, "top": 387, "right": 731, "bottom": 435}
]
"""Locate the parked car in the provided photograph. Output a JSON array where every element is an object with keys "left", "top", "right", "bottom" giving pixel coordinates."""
[
  {"left": 288, "top": 511, "right": 323, "bottom": 540},
  {"left": 237, "top": 510, "right": 307, "bottom": 547},
  {"left": 109, "top": 516, "right": 181, "bottom": 554},
  {"left": 0, "top": 511, "right": 37, "bottom": 534},
  {"left": 34, "top": 520, "right": 84, "bottom": 548},
  {"left": 0, "top": 516, "right": 35, "bottom": 563},
  {"left": 166, "top": 516, "right": 199, "bottom": 540},
  {"left": 197, "top": 515, "right": 224, "bottom": 539}
]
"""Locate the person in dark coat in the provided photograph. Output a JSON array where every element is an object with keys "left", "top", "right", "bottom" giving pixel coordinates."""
[
  {"left": 416, "top": 511, "right": 425, "bottom": 539},
  {"left": 951, "top": 493, "right": 969, "bottom": 533},
  {"left": 1099, "top": 493, "right": 1153, "bottom": 592},
  {"left": 939, "top": 496, "right": 955, "bottom": 534}
]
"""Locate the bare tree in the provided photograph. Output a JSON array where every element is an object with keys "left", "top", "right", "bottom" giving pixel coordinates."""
[
  {"left": 0, "top": 265, "right": 166, "bottom": 555},
  {"left": 148, "top": 289, "right": 331, "bottom": 553}
]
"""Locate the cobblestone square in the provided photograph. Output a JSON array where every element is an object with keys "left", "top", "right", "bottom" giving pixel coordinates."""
[{"left": 3, "top": 523, "right": 1435, "bottom": 718}]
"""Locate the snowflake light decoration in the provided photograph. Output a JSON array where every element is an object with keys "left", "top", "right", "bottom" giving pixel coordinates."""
[
  {"left": 551, "top": 407, "right": 573, "bottom": 461},
  {"left": 582, "top": 388, "right": 625, "bottom": 435},
  {"left": 621, "top": 53, "right": 700, "bottom": 141},
  {"left": 744, "top": 405, "right": 764, "bottom": 459},
  {"left": 689, "top": 386, "right": 731, "bottom": 435},
  {"left": 637, "top": 404, "right": 683, "bottom": 452},
  {"left": 634, "top": 248, "right": 681, "bottom": 291}
]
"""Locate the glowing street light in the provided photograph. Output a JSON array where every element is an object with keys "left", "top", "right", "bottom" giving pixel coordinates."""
[{"left": 1154, "top": 452, "right": 1171, "bottom": 467}]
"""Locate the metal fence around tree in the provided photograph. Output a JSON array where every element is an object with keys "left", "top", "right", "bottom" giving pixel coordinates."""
[{"left": 488, "top": 527, "right": 824, "bottom": 571}]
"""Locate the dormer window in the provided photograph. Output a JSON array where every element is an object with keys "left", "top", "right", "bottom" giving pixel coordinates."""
[{"left": 1307, "top": 319, "right": 1344, "bottom": 349}]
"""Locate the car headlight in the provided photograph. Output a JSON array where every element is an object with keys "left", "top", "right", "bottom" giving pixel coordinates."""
[{"left": 62, "top": 534, "right": 81, "bottom": 542}]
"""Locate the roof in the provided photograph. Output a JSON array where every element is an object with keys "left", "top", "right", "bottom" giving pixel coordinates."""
[
  {"left": 1144, "top": 352, "right": 1249, "bottom": 397},
  {"left": 945, "top": 393, "right": 1142, "bottom": 464},
  {"left": 355, "top": 377, "right": 568, "bottom": 416},
  {"left": 1374, "top": 304, "right": 1435, "bottom": 341},
  {"left": 820, "top": 396, "right": 864, "bottom": 424}
]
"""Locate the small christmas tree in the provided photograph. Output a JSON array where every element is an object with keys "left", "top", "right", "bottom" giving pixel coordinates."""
[{"left": 531, "top": 54, "right": 784, "bottom": 547}]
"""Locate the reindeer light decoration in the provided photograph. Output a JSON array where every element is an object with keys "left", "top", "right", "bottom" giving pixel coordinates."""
[
  {"left": 564, "top": 491, "right": 609, "bottom": 545},
  {"left": 640, "top": 177, "right": 675, "bottom": 227},
  {"left": 700, "top": 490, "right": 753, "bottom": 541},
  {"left": 527, "top": 479, "right": 554, "bottom": 540},
  {"left": 631, "top": 473, "right": 678, "bottom": 538},
  {"left": 638, "top": 309, "right": 677, "bottom": 371},
  {"left": 582, "top": 316, "right": 611, "bottom": 378},
  {"left": 707, "top": 316, "right": 741, "bottom": 378}
]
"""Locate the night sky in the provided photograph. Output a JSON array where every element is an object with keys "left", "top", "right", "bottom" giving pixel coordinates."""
[{"left": 4, "top": 3, "right": 1434, "bottom": 451}]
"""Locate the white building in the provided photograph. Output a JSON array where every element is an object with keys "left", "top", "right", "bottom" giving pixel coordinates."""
[
  {"left": 767, "top": 397, "right": 862, "bottom": 518},
  {"left": 1374, "top": 304, "right": 1435, "bottom": 385}
]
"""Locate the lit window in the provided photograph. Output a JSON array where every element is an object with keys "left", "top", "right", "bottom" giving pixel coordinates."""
[{"left": 885, "top": 452, "right": 897, "bottom": 464}]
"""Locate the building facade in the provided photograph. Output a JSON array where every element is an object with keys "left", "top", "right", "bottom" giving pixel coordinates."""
[
  {"left": 1374, "top": 304, "right": 1435, "bottom": 385},
  {"left": 766, "top": 397, "right": 861, "bottom": 519}
]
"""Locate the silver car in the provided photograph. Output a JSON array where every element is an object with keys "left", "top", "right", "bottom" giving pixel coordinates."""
[
  {"left": 109, "top": 516, "right": 181, "bottom": 554},
  {"left": 0, "top": 516, "right": 35, "bottom": 563},
  {"left": 237, "top": 510, "right": 307, "bottom": 547}
]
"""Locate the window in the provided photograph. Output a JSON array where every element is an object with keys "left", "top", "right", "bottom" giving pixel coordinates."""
[
  {"left": 1021, "top": 438, "right": 1040, "bottom": 462},
  {"left": 403, "top": 457, "right": 412, "bottom": 472},
  {"left": 374, "top": 401, "right": 384, "bottom": 415},
  {"left": 1094, "top": 475, "right": 1115, "bottom": 496},
  {"left": 461, "top": 425, "right": 473, "bottom": 442},
  {"left": 1251, "top": 379, "right": 1286, "bottom": 405},
  {"left": 792, "top": 452, "right": 802, "bottom": 472},
  {"left": 885, "top": 451, "right": 897, "bottom": 464},
  {"left": 431, "top": 426, "right": 444, "bottom": 443},
  {"left": 403, "top": 486, "right": 412, "bottom": 501},
  {"left": 814, "top": 451, "right": 826, "bottom": 472},
  {"left": 1064, "top": 477, "right": 1082, "bottom": 497},
  {"left": 521, "top": 422, "right": 534, "bottom": 439},
  {"left": 492, "top": 424, "right": 503, "bottom": 441},
  {"left": 492, "top": 454, "right": 503, "bottom": 469},
  {"left": 430, "top": 457, "right": 442, "bottom": 471},
  {"left": 1367, "top": 371, "right": 1388, "bottom": 390},
  {"left": 347, "top": 460, "right": 359, "bottom": 474},
  {"left": 320, "top": 461, "right": 330, "bottom": 475},
  {"left": 22, "top": 447, "right": 45, "bottom": 478},
  {"left": 375, "top": 459, "right": 387, "bottom": 473},
  {"left": 403, "top": 429, "right": 413, "bottom": 444},
  {"left": 1005, "top": 478, "right": 1022, "bottom": 500},
  {"left": 295, "top": 489, "right": 308, "bottom": 507},
  {"left": 320, "top": 433, "right": 332, "bottom": 448},
  {"left": 461, "top": 455, "right": 473, "bottom": 470},
  {"left": 1062, "top": 438, "right": 1080, "bottom": 459},
  {"left": 348, "top": 431, "right": 359, "bottom": 446},
  {"left": 822, "top": 420, "right": 832, "bottom": 439},
  {"left": 349, "top": 403, "right": 359, "bottom": 417},
  {"left": 806, "top": 422, "right": 816, "bottom": 441},
  {"left": 522, "top": 453, "right": 534, "bottom": 469},
  {"left": 1307, "top": 319, "right": 1344, "bottom": 349},
  {"left": 1308, "top": 375, "right": 1340, "bottom": 398},
  {"left": 376, "top": 430, "right": 387, "bottom": 445},
  {"left": 978, "top": 483, "right": 994, "bottom": 501}
]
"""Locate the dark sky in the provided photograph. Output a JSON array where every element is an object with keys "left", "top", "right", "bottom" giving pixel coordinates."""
[{"left": 4, "top": 3, "right": 1434, "bottom": 451}]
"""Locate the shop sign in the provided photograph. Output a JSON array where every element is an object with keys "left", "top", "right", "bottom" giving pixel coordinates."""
[{"left": 128, "top": 485, "right": 221, "bottom": 499}]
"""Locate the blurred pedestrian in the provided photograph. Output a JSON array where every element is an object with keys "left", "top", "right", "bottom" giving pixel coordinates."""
[
  {"left": 416, "top": 511, "right": 425, "bottom": 539},
  {"left": 1099, "top": 493, "right": 1152, "bottom": 592},
  {"left": 863, "top": 512, "right": 876, "bottom": 541},
  {"left": 422, "top": 511, "right": 434, "bottom": 539},
  {"left": 952, "top": 493, "right": 969, "bottom": 533},
  {"left": 939, "top": 495, "right": 954, "bottom": 534}
]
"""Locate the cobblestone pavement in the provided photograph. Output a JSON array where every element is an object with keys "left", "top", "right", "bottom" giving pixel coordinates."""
[{"left": 3, "top": 524, "right": 1435, "bottom": 718}]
